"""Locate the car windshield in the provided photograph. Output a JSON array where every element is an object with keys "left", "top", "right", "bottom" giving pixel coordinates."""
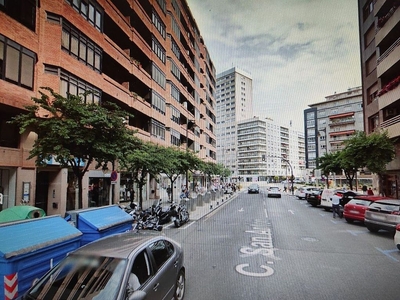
[
  {"left": 270, "top": 187, "right": 279, "bottom": 191},
  {"left": 26, "top": 254, "right": 127, "bottom": 300},
  {"left": 249, "top": 184, "right": 258, "bottom": 188},
  {"left": 370, "top": 201, "right": 400, "bottom": 212},
  {"left": 348, "top": 199, "right": 371, "bottom": 206}
]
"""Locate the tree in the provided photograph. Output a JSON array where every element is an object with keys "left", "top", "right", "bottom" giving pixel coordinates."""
[
  {"left": 120, "top": 141, "right": 165, "bottom": 209},
  {"left": 343, "top": 130, "right": 395, "bottom": 195},
  {"left": 11, "top": 87, "right": 139, "bottom": 208},
  {"left": 317, "top": 152, "right": 342, "bottom": 188}
]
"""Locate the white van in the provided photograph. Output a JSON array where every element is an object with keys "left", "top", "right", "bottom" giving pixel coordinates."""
[{"left": 320, "top": 189, "right": 337, "bottom": 211}]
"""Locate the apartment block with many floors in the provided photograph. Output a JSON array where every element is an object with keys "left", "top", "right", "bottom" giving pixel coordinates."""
[
  {"left": 358, "top": 0, "right": 400, "bottom": 196},
  {"left": 237, "top": 116, "right": 306, "bottom": 183},
  {"left": 304, "top": 87, "right": 364, "bottom": 182},
  {"left": 0, "top": 0, "right": 216, "bottom": 215},
  {"left": 215, "top": 67, "right": 253, "bottom": 179}
]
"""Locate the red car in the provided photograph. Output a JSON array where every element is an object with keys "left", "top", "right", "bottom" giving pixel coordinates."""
[{"left": 343, "top": 196, "right": 390, "bottom": 223}]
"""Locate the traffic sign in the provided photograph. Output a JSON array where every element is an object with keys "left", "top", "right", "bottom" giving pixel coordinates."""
[{"left": 110, "top": 171, "right": 118, "bottom": 181}]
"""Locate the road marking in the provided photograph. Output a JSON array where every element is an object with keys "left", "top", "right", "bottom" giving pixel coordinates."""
[
  {"left": 346, "top": 230, "right": 367, "bottom": 236},
  {"left": 264, "top": 209, "right": 268, "bottom": 218},
  {"left": 375, "top": 247, "right": 399, "bottom": 262},
  {"left": 180, "top": 221, "right": 195, "bottom": 229},
  {"left": 288, "top": 210, "right": 294, "bottom": 215},
  {"left": 238, "top": 208, "right": 244, "bottom": 212}
]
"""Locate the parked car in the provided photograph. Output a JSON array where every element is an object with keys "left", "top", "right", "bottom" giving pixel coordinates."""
[
  {"left": 248, "top": 183, "right": 260, "bottom": 194},
  {"left": 22, "top": 231, "right": 185, "bottom": 300},
  {"left": 267, "top": 186, "right": 282, "bottom": 198},
  {"left": 295, "top": 187, "right": 319, "bottom": 200},
  {"left": 394, "top": 224, "right": 400, "bottom": 250},
  {"left": 306, "top": 189, "right": 322, "bottom": 207},
  {"left": 320, "top": 189, "right": 361, "bottom": 211},
  {"left": 364, "top": 199, "right": 400, "bottom": 233},
  {"left": 343, "top": 196, "right": 390, "bottom": 223}
]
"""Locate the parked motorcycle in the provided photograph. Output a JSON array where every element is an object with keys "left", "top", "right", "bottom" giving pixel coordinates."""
[
  {"left": 154, "top": 200, "right": 177, "bottom": 225},
  {"left": 173, "top": 200, "right": 190, "bottom": 227}
]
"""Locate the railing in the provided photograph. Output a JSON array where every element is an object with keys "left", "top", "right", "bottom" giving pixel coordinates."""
[
  {"left": 377, "top": 36, "right": 400, "bottom": 65},
  {"left": 380, "top": 114, "right": 400, "bottom": 128}
]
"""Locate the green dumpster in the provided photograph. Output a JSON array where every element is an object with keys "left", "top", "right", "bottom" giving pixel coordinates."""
[{"left": 0, "top": 205, "right": 46, "bottom": 223}]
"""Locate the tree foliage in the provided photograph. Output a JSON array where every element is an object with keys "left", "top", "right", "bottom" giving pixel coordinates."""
[
  {"left": 317, "top": 130, "right": 395, "bottom": 192},
  {"left": 11, "top": 87, "right": 139, "bottom": 208}
]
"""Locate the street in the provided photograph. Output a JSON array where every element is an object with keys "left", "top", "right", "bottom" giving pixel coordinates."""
[{"left": 164, "top": 187, "right": 400, "bottom": 300}]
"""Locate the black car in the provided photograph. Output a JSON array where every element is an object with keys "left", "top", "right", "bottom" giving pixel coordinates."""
[
  {"left": 248, "top": 183, "right": 260, "bottom": 194},
  {"left": 306, "top": 189, "right": 322, "bottom": 207}
]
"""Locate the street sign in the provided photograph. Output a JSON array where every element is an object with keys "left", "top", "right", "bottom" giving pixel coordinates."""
[{"left": 110, "top": 171, "right": 118, "bottom": 182}]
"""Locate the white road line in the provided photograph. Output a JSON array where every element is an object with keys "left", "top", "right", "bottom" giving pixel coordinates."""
[
  {"left": 180, "top": 221, "right": 195, "bottom": 229},
  {"left": 264, "top": 208, "right": 268, "bottom": 218},
  {"left": 288, "top": 210, "right": 294, "bottom": 215}
]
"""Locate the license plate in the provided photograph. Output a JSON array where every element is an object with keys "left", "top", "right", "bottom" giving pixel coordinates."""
[
  {"left": 349, "top": 210, "right": 359, "bottom": 214},
  {"left": 372, "top": 215, "right": 387, "bottom": 221}
]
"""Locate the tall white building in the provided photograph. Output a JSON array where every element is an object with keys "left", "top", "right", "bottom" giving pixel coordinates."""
[
  {"left": 216, "top": 67, "right": 253, "bottom": 177},
  {"left": 237, "top": 117, "right": 306, "bottom": 182}
]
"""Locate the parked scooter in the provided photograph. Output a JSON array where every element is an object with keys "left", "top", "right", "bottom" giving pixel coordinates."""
[{"left": 173, "top": 200, "right": 190, "bottom": 227}]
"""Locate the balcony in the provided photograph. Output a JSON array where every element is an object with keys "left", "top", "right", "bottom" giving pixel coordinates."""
[
  {"left": 376, "top": 5, "right": 400, "bottom": 46},
  {"left": 378, "top": 84, "right": 400, "bottom": 110},
  {"left": 377, "top": 39, "right": 400, "bottom": 77},
  {"left": 380, "top": 114, "right": 400, "bottom": 138}
]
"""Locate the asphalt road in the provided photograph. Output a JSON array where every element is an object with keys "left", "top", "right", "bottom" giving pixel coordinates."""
[{"left": 164, "top": 187, "right": 400, "bottom": 300}]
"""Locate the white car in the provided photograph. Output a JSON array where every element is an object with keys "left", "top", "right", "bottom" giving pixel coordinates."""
[
  {"left": 395, "top": 224, "right": 400, "bottom": 250},
  {"left": 295, "top": 187, "right": 319, "bottom": 199},
  {"left": 267, "top": 186, "right": 282, "bottom": 198}
]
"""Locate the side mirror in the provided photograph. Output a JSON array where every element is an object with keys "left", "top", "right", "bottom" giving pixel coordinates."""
[{"left": 129, "top": 290, "right": 147, "bottom": 300}]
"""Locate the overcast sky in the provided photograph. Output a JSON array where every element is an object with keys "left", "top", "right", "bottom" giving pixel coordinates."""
[{"left": 186, "top": 0, "right": 361, "bottom": 131}]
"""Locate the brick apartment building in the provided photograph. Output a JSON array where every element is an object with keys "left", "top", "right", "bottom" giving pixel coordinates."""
[
  {"left": 0, "top": 0, "right": 217, "bottom": 215},
  {"left": 358, "top": 0, "right": 400, "bottom": 197}
]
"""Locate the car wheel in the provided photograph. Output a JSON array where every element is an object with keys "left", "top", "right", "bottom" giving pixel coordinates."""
[
  {"left": 397, "top": 244, "right": 400, "bottom": 251},
  {"left": 345, "top": 218, "right": 354, "bottom": 223},
  {"left": 366, "top": 225, "right": 379, "bottom": 233},
  {"left": 174, "top": 269, "right": 185, "bottom": 300}
]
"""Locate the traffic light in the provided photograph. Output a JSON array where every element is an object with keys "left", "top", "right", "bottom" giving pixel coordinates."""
[{"left": 262, "top": 155, "right": 265, "bottom": 161}]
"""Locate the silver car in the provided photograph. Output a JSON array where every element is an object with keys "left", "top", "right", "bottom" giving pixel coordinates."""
[
  {"left": 364, "top": 199, "right": 400, "bottom": 233},
  {"left": 23, "top": 231, "right": 185, "bottom": 300}
]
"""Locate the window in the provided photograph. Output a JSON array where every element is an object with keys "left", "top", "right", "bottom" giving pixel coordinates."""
[
  {"left": 130, "top": 250, "right": 151, "bottom": 287},
  {"left": 65, "top": 0, "right": 103, "bottom": 32},
  {"left": 150, "top": 119, "right": 165, "bottom": 140},
  {"left": 171, "top": 16, "right": 180, "bottom": 39},
  {"left": 60, "top": 70, "right": 101, "bottom": 104},
  {"left": 152, "top": 36, "right": 165, "bottom": 64},
  {"left": 156, "top": 0, "right": 166, "bottom": 14},
  {"left": 62, "top": 21, "right": 102, "bottom": 72},
  {"left": 169, "top": 58, "right": 180, "bottom": 80},
  {"left": 170, "top": 129, "right": 180, "bottom": 146},
  {"left": 170, "top": 82, "right": 180, "bottom": 103},
  {"left": 171, "top": 106, "right": 180, "bottom": 124},
  {"left": 152, "top": 11, "right": 166, "bottom": 39},
  {"left": 0, "top": 34, "right": 36, "bottom": 90},
  {"left": 149, "top": 240, "right": 174, "bottom": 271},
  {"left": 152, "top": 64, "right": 166, "bottom": 89},
  {"left": 171, "top": 38, "right": 180, "bottom": 59},
  {"left": 151, "top": 90, "right": 166, "bottom": 115},
  {"left": 0, "top": 111, "right": 19, "bottom": 148},
  {"left": 0, "top": 0, "right": 36, "bottom": 31}
]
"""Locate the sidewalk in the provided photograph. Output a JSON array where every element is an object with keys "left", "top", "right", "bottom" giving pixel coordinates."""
[{"left": 135, "top": 189, "right": 239, "bottom": 222}]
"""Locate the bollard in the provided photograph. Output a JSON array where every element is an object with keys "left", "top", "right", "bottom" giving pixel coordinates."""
[
  {"left": 189, "top": 197, "right": 196, "bottom": 212},
  {"left": 211, "top": 191, "right": 216, "bottom": 201},
  {"left": 196, "top": 194, "right": 204, "bottom": 207}
]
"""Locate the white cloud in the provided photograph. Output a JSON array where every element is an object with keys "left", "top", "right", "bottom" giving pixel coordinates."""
[{"left": 187, "top": 0, "right": 361, "bottom": 131}]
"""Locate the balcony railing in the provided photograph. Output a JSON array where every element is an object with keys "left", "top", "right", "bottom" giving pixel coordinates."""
[
  {"left": 377, "top": 1, "right": 400, "bottom": 30},
  {"left": 381, "top": 114, "right": 400, "bottom": 128},
  {"left": 377, "top": 36, "right": 400, "bottom": 65}
]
